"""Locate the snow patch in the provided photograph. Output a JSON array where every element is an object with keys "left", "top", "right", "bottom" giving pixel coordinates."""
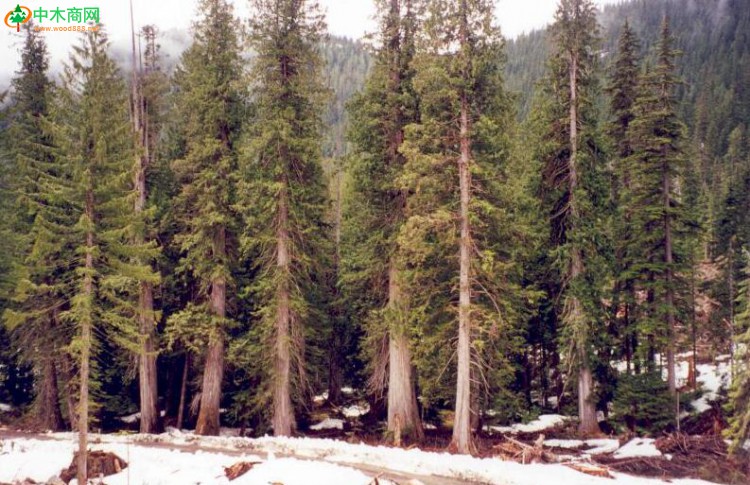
[
  {"left": 691, "top": 362, "right": 731, "bottom": 413},
  {"left": 489, "top": 414, "right": 570, "bottom": 434},
  {"left": 0, "top": 403, "right": 12, "bottom": 412},
  {"left": 614, "top": 438, "right": 662, "bottom": 459},
  {"left": 310, "top": 418, "right": 345, "bottom": 431},
  {"left": 342, "top": 403, "right": 370, "bottom": 418},
  {"left": 543, "top": 439, "right": 620, "bottom": 455}
]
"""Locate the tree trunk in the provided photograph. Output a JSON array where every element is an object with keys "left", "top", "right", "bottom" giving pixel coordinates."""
[
  {"left": 273, "top": 188, "right": 294, "bottom": 436},
  {"left": 452, "top": 85, "right": 473, "bottom": 454},
  {"left": 77, "top": 194, "right": 94, "bottom": 485},
  {"left": 387, "top": 265, "right": 423, "bottom": 444},
  {"left": 130, "top": 3, "right": 160, "bottom": 435},
  {"left": 177, "top": 353, "right": 189, "bottom": 430},
  {"left": 61, "top": 356, "right": 77, "bottom": 431},
  {"left": 568, "top": 47, "right": 598, "bottom": 437},
  {"left": 37, "top": 353, "right": 64, "bottom": 432},
  {"left": 196, "top": 229, "right": 226, "bottom": 436},
  {"left": 663, "top": 154, "right": 678, "bottom": 428}
]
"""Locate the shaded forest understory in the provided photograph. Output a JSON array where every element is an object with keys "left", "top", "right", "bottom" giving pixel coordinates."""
[{"left": 2, "top": 0, "right": 750, "bottom": 483}]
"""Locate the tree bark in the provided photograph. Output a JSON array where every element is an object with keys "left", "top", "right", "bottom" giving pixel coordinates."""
[
  {"left": 663, "top": 152, "right": 678, "bottom": 426},
  {"left": 568, "top": 46, "right": 598, "bottom": 436},
  {"left": 196, "top": 228, "right": 226, "bottom": 436},
  {"left": 130, "top": 3, "right": 160, "bottom": 435},
  {"left": 387, "top": 265, "right": 423, "bottom": 444},
  {"left": 177, "top": 353, "right": 189, "bottom": 430},
  {"left": 273, "top": 187, "right": 295, "bottom": 436},
  {"left": 37, "top": 352, "right": 64, "bottom": 432},
  {"left": 452, "top": 87, "right": 473, "bottom": 454},
  {"left": 77, "top": 192, "right": 94, "bottom": 485}
]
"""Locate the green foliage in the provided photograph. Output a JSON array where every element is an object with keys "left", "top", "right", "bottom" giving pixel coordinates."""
[
  {"left": 235, "top": 0, "right": 331, "bottom": 420},
  {"left": 612, "top": 371, "right": 674, "bottom": 433}
]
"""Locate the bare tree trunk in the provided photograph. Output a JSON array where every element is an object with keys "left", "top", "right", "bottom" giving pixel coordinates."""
[
  {"left": 61, "top": 356, "right": 77, "bottom": 431},
  {"left": 196, "top": 229, "right": 226, "bottom": 436},
  {"left": 663, "top": 155, "right": 678, "bottom": 428},
  {"left": 177, "top": 353, "right": 189, "bottom": 430},
  {"left": 387, "top": 265, "right": 423, "bottom": 445},
  {"left": 130, "top": 1, "right": 160, "bottom": 435},
  {"left": 77, "top": 195, "right": 94, "bottom": 485},
  {"left": 37, "top": 353, "right": 64, "bottom": 431},
  {"left": 273, "top": 188, "right": 295, "bottom": 436},
  {"left": 452, "top": 84, "right": 473, "bottom": 454},
  {"left": 568, "top": 48, "right": 598, "bottom": 437}
]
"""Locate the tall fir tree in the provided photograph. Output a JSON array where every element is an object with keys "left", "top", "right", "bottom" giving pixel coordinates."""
[
  {"left": 626, "top": 18, "right": 689, "bottom": 410},
  {"left": 166, "top": 0, "right": 245, "bottom": 436},
  {"left": 346, "top": 0, "right": 423, "bottom": 444},
  {"left": 129, "top": 7, "right": 162, "bottom": 435},
  {"left": 241, "top": 0, "right": 330, "bottom": 436},
  {"left": 608, "top": 21, "right": 641, "bottom": 374},
  {"left": 536, "top": 0, "right": 608, "bottom": 435},
  {"left": 400, "top": 0, "right": 527, "bottom": 452},
  {"left": 51, "top": 28, "right": 159, "bottom": 483},
  {"left": 3, "top": 25, "right": 68, "bottom": 432}
]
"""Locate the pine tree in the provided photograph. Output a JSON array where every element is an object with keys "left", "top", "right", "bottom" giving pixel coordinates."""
[
  {"left": 3, "top": 25, "right": 68, "bottom": 432},
  {"left": 608, "top": 21, "right": 641, "bottom": 373},
  {"left": 166, "top": 0, "right": 244, "bottom": 436},
  {"left": 129, "top": 9, "right": 163, "bottom": 435},
  {"left": 346, "top": 0, "right": 423, "bottom": 444},
  {"left": 241, "top": 0, "right": 329, "bottom": 436},
  {"left": 537, "top": 0, "right": 607, "bottom": 436},
  {"left": 400, "top": 0, "right": 525, "bottom": 452},
  {"left": 52, "top": 28, "right": 158, "bottom": 483},
  {"left": 626, "top": 18, "right": 689, "bottom": 412}
]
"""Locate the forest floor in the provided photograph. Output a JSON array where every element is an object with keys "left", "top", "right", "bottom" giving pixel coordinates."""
[
  {"left": 0, "top": 356, "right": 747, "bottom": 484},
  {"left": 0, "top": 428, "right": 740, "bottom": 485}
]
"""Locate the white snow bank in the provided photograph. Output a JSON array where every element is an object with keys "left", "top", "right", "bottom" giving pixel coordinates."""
[
  {"left": 543, "top": 438, "right": 620, "bottom": 455},
  {"left": 342, "top": 403, "right": 370, "bottom": 418},
  {"left": 489, "top": 414, "right": 570, "bottom": 434},
  {"left": 310, "top": 418, "right": 344, "bottom": 431},
  {"left": 234, "top": 457, "right": 374, "bottom": 485},
  {"left": 692, "top": 362, "right": 731, "bottom": 413},
  {"left": 614, "top": 438, "right": 662, "bottom": 459},
  {"left": 0, "top": 437, "right": 381, "bottom": 485},
  {"left": 1, "top": 432, "right": 721, "bottom": 485},
  {"left": 250, "top": 435, "right": 713, "bottom": 485}
]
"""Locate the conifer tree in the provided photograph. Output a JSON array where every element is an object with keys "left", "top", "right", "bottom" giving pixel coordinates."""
[
  {"left": 346, "top": 0, "right": 423, "bottom": 444},
  {"left": 241, "top": 0, "right": 329, "bottom": 436},
  {"left": 129, "top": 7, "right": 163, "bottom": 435},
  {"left": 3, "top": 25, "right": 68, "bottom": 432},
  {"left": 608, "top": 21, "right": 641, "bottom": 373},
  {"left": 52, "top": 28, "right": 158, "bottom": 483},
  {"left": 167, "top": 0, "right": 244, "bottom": 436},
  {"left": 626, "top": 18, "right": 689, "bottom": 406},
  {"left": 400, "top": 0, "right": 525, "bottom": 452},
  {"left": 537, "top": 0, "right": 607, "bottom": 436}
]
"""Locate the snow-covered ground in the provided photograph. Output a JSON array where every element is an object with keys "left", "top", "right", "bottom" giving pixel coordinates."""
[
  {"left": 0, "top": 436, "right": 379, "bottom": 485},
  {"left": 0, "top": 431, "right": 721, "bottom": 485},
  {"left": 487, "top": 414, "right": 570, "bottom": 434},
  {"left": 0, "top": 403, "right": 12, "bottom": 412}
]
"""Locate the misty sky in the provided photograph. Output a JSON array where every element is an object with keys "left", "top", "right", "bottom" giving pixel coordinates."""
[{"left": 0, "top": 0, "right": 621, "bottom": 87}]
